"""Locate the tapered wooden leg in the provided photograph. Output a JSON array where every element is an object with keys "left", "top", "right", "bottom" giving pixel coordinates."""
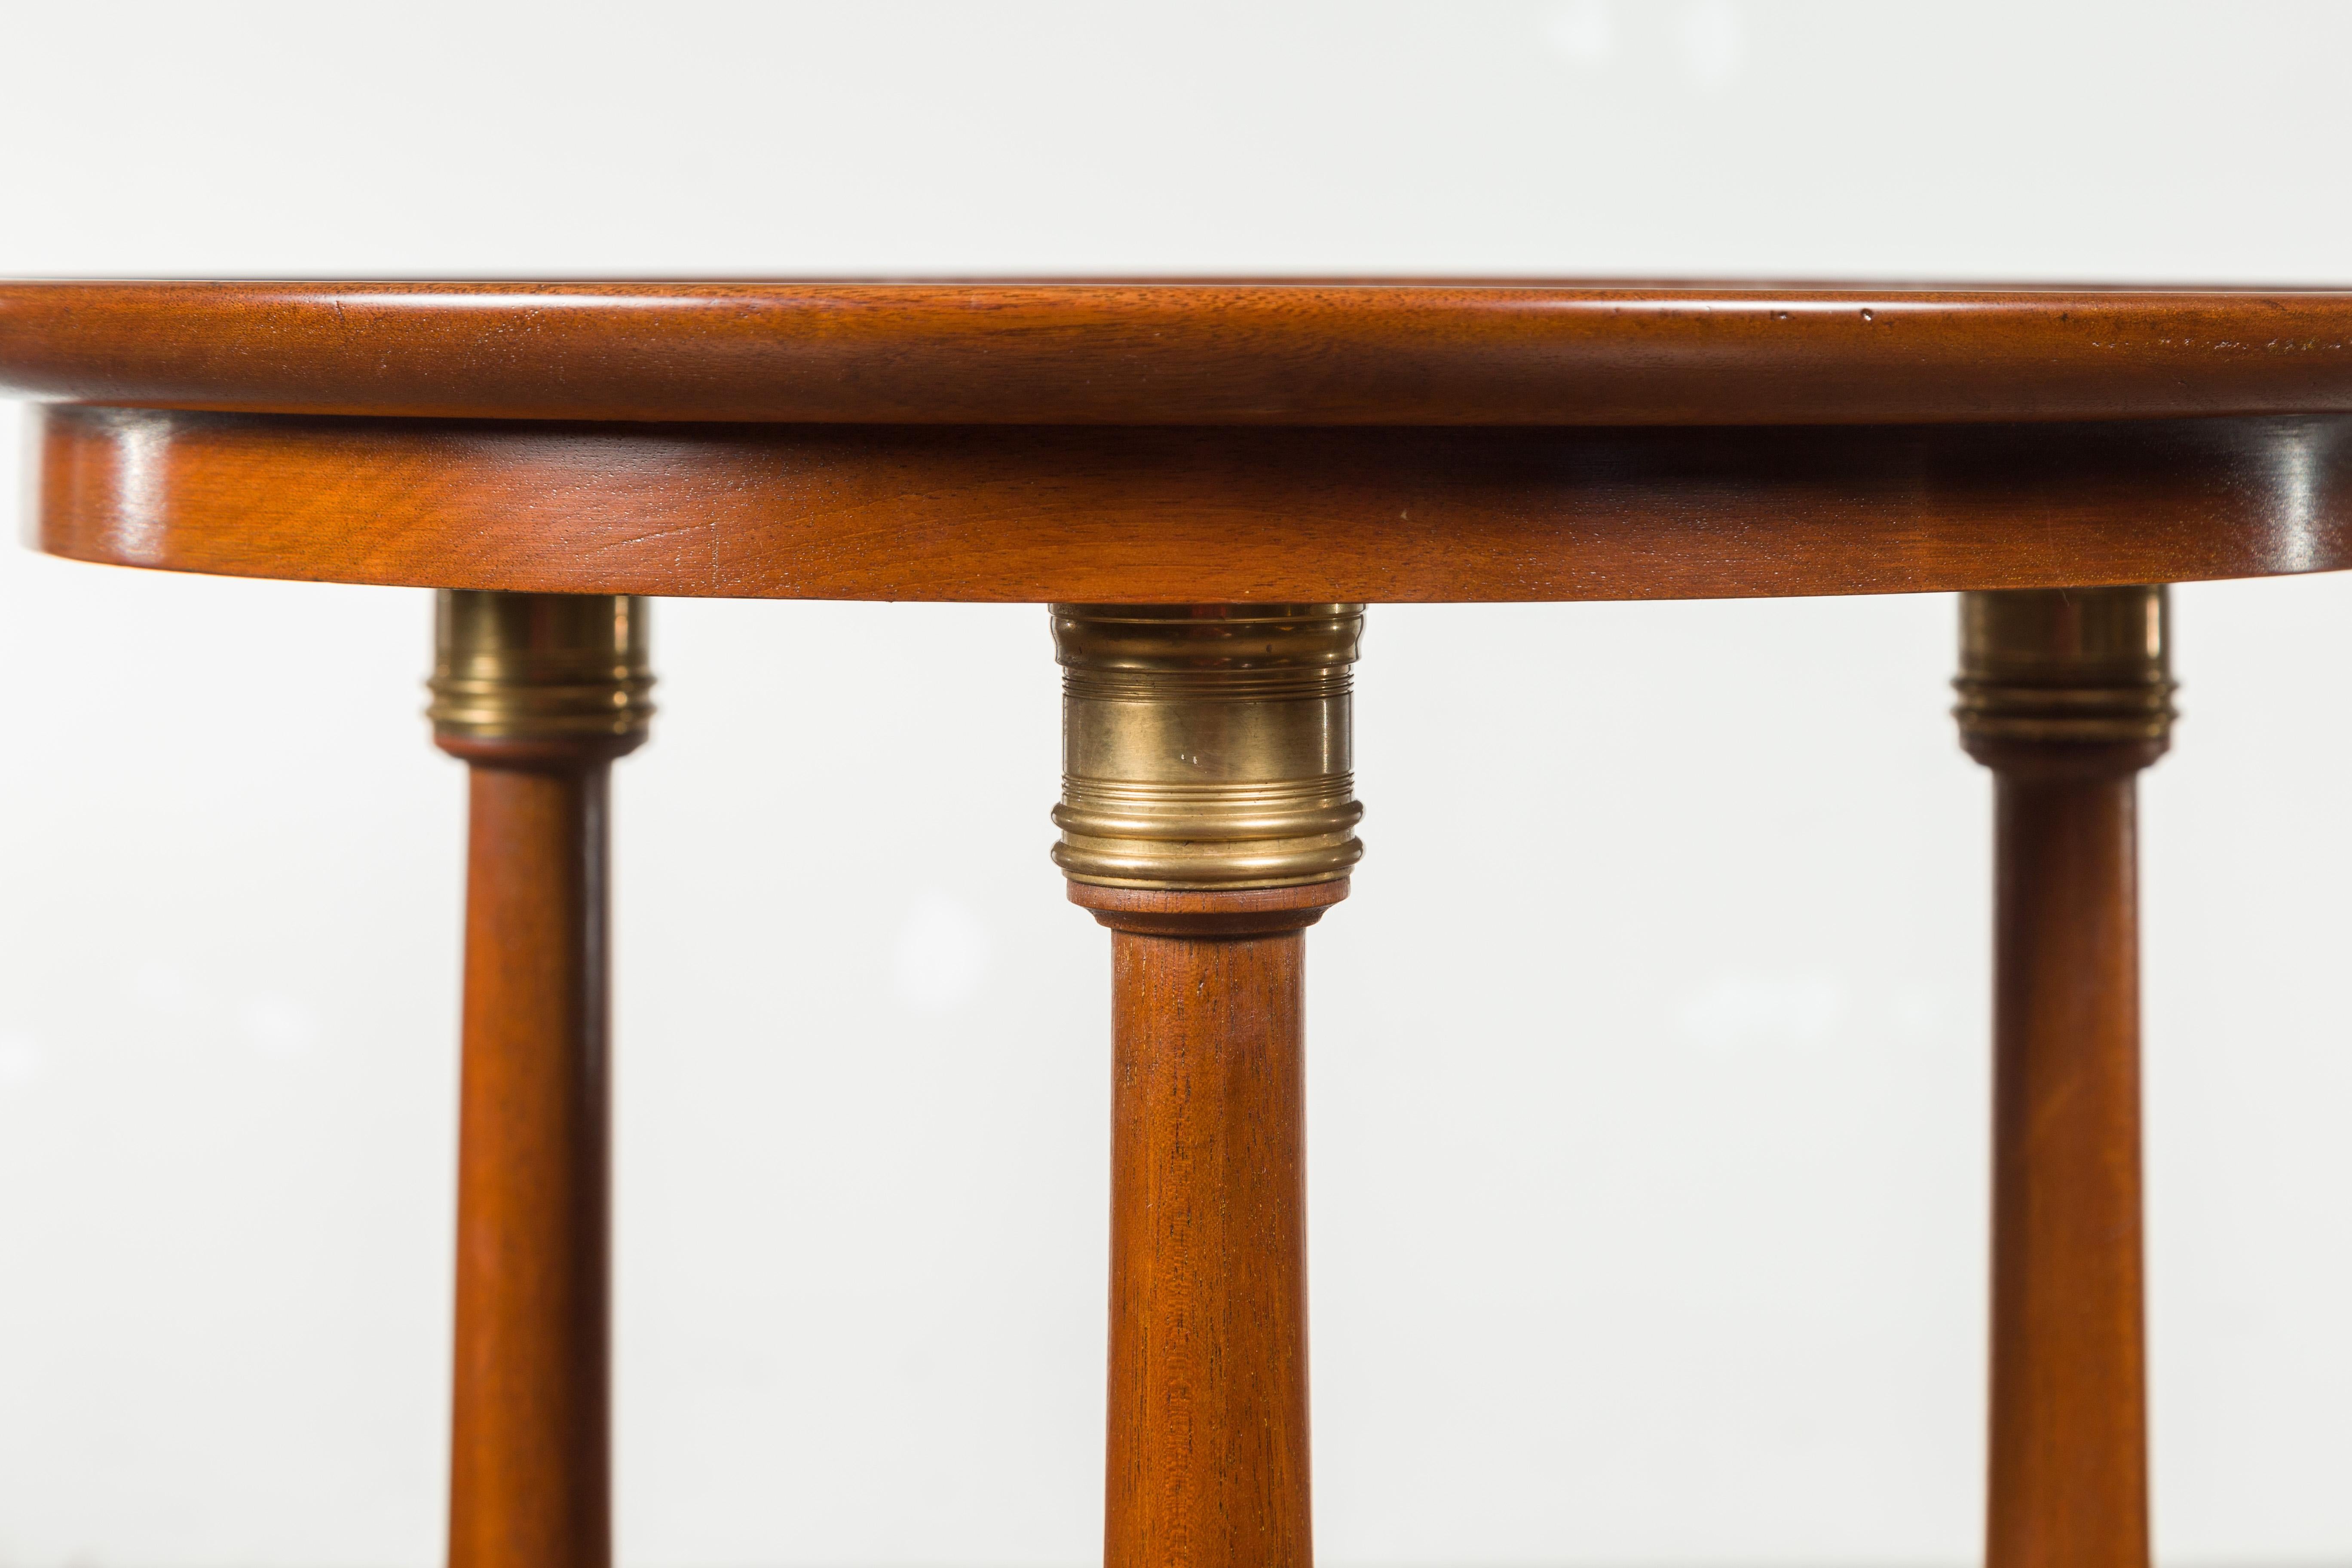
[
  {"left": 430, "top": 591, "right": 655, "bottom": 1568},
  {"left": 1053, "top": 605, "right": 1364, "bottom": 1568},
  {"left": 1956, "top": 586, "right": 2173, "bottom": 1568},
  {"left": 1079, "top": 885, "right": 1341, "bottom": 1568}
]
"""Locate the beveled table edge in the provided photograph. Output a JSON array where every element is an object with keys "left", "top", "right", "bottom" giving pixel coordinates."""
[{"left": 8, "top": 278, "right": 2352, "bottom": 426}]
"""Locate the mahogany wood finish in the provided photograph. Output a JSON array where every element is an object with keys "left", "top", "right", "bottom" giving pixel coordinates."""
[
  {"left": 33, "top": 407, "right": 2352, "bottom": 602},
  {"left": 1069, "top": 882, "right": 1344, "bottom": 1568},
  {"left": 1957, "top": 585, "right": 2171, "bottom": 1568},
  {"left": 5, "top": 279, "right": 2343, "bottom": 1564},
  {"left": 1985, "top": 775, "right": 2150, "bottom": 1568},
  {"left": 9, "top": 280, "right": 2352, "bottom": 426},
  {"left": 440, "top": 741, "right": 624, "bottom": 1568}
]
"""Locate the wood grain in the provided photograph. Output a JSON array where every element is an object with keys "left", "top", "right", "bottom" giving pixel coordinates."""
[
  {"left": 1071, "top": 882, "right": 1340, "bottom": 1568},
  {"left": 1986, "top": 775, "right": 2149, "bottom": 1568},
  {"left": 9, "top": 280, "right": 2352, "bottom": 425},
  {"left": 35, "top": 406, "right": 2352, "bottom": 602},
  {"left": 445, "top": 759, "right": 613, "bottom": 1568}
]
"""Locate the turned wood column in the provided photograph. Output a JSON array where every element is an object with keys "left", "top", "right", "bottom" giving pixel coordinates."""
[
  {"left": 428, "top": 591, "right": 654, "bottom": 1568},
  {"left": 1955, "top": 586, "right": 2174, "bottom": 1568},
  {"left": 1053, "top": 604, "right": 1364, "bottom": 1568}
]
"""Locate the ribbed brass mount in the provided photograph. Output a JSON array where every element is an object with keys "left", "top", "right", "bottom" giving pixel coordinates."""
[
  {"left": 1955, "top": 585, "right": 2174, "bottom": 771},
  {"left": 429, "top": 591, "right": 655, "bottom": 759},
  {"left": 1052, "top": 603, "right": 1364, "bottom": 891}
]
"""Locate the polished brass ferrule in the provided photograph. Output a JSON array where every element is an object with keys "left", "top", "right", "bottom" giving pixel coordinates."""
[
  {"left": 1052, "top": 603, "right": 1364, "bottom": 891},
  {"left": 429, "top": 590, "right": 655, "bottom": 753},
  {"left": 1954, "top": 585, "right": 2174, "bottom": 768}
]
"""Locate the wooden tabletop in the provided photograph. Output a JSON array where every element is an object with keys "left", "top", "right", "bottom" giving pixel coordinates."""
[
  {"left": 7, "top": 279, "right": 2352, "bottom": 426},
  {"left": 9, "top": 280, "right": 2352, "bottom": 604}
]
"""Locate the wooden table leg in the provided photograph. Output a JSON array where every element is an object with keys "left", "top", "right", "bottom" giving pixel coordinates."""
[
  {"left": 428, "top": 591, "right": 655, "bottom": 1568},
  {"left": 1052, "top": 604, "right": 1365, "bottom": 1568},
  {"left": 1955, "top": 586, "right": 2174, "bottom": 1568}
]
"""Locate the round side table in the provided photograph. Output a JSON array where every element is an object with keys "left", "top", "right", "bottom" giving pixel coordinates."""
[{"left": 8, "top": 279, "right": 2351, "bottom": 1568}]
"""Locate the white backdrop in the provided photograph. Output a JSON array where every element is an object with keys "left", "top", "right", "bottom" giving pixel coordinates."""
[{"left": 3, "top": 2, "right": 2350, "bottom": 1564}]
